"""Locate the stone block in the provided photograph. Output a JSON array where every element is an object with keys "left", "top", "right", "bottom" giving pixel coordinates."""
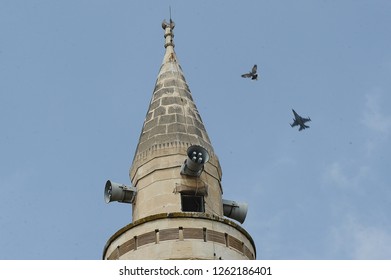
[
  {"left": 153, "top": 106, "right": 166, "bottom": 118},
  {"left": 168, "top": 123, "right": 186, "bottom": 133},
  {"left": 168, "top": 105, "right": 183, "bottom": 114}
]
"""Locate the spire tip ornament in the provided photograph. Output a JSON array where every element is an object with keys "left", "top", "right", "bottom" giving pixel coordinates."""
[
  {"left": 162, "top": 6, "right": 175, "bottom": 30},
  {"left": 162, "top": 12, "right": 175, "bottom": 52}
]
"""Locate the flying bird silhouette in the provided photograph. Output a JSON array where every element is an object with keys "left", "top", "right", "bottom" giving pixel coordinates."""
[{"left": 241, "top": 64, "right": 258, "bottom": 80}]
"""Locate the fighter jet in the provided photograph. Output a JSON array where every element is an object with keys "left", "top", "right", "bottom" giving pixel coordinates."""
[
  {"left": 241, "top": 64, "right": 258, "bottom": 80},
  {"left": 290, "top": 109, "right": 311, "bottom": 131}
]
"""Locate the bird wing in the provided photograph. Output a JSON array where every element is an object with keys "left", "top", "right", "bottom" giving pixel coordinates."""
[
  {"left": 241, "top": 73, "right": 252, "bottom": 78},
  {"left": 251, "top": 64, "right": 257, "bottom": 74}
]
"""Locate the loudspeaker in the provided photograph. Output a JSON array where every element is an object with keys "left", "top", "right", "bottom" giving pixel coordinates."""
[
  {"left": 222, "top": 199, "right": 248, "bottom": 224},
  {"left": 180, "top": 145, "right": 210, "bottom": 177},
  {"left": 104, "top": 180, "right": 136, "bottom": 204}
]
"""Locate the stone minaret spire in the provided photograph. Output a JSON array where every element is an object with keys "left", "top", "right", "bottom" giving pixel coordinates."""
[
  {"left": 129, "top": 18, "right": 221, "bottom": 222},
  {"left": 103, "top": 19, "right": 256, "bottom": 260}
]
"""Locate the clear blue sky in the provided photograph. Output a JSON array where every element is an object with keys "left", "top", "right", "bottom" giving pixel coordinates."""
[{"left": 1, "top": 0, "right": 391, "bottom": 259}]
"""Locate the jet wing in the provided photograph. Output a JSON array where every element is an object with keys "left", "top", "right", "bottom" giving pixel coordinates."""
[
  {"left": 290, "top": 120, "right": 299, "bottom": 127},
  {"left": 292, "top": 109, "right": 300, "bottom": 118}
]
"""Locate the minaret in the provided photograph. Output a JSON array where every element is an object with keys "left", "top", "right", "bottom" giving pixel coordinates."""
[{"left": 103, "top": 19, "right": 256, "bottom": 260}]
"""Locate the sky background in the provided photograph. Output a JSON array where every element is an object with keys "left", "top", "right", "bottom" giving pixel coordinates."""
[{"left": 1, "top": 0, "right": 391, "bottom": 260}]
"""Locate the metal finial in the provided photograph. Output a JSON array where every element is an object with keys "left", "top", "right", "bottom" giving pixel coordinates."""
[
  {"left": 168, "top": 6, "right": 175, "bottom": 29},
  {"left": 161, "top": 6, "right": 175, "bottom": 30},
  {"left": 162, "top": 7, "right": 175, "bottom": 50}
]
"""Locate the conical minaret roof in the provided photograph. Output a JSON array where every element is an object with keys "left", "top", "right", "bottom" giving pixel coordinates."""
[{"left": 130, "top": 19, "right": 219, "bottom": 181}]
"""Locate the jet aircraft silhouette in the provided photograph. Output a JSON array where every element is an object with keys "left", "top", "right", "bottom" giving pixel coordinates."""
[{"left": 290, "top": 109, "right": 311, "bottom": 131}]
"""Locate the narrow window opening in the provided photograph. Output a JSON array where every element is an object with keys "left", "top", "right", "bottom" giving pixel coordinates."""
[{"left": 181, "top": 193, "right": 205, "bottom": 212}]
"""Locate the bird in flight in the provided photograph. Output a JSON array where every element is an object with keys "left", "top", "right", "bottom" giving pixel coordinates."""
[{"left": 241, "top": 64, "right": 258, "bottom": 80}]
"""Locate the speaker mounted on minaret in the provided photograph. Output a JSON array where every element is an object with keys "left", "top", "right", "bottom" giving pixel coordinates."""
[
  {"left": 180, "top": 145, "right": 210, "bottom": 177},
  {"left": 222, "top": 199, "right": 248, "bottom": 224},
  {"left": 104, "top": 180, "right": 136, "bottom": 204}
]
